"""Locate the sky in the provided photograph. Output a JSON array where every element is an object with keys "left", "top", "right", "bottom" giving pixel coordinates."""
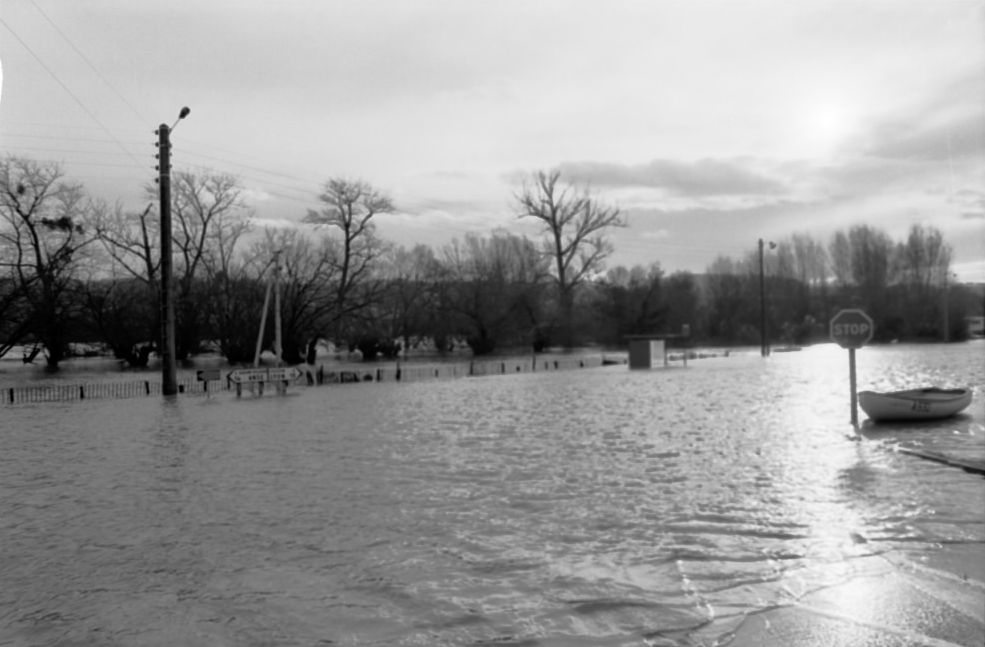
[{"left": 1, "top": 0, "right": 983, "bottom": 281}]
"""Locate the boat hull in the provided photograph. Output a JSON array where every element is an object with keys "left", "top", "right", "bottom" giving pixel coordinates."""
[{"left": 858, "top": 388, "right": 973, "bottom": 422}]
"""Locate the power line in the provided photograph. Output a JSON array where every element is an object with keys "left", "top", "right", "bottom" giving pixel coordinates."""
[
  {"left": 26, "top": 0, "right": 148, "bottom": 126},
  {"left": 2, "top": 129, "right": 737, "bottom": 263},
  {"left": 2, "top": 127, "right": 329, "bottom": 202},
  {"left": 0, "top": 17, "right": 141, "bottom": 166}
]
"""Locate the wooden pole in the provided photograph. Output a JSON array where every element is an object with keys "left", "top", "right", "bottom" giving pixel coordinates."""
[
  {"left": 273, "top": 251, "right": 282, "bottom": 366},
  {"left": 254, "top": 279, "right": 273, "bottom": 367},
  {"left": 759, "top": 238, "right": 766, "bottom": 357},
  {"left": 157, "top": 124, "right": 177, "bottom": 396},
  {"left": 849, "top": 348, "right": 858, "bottom": 427},
  {"left": 272, "top": 252, "right": 286, "bottom": 394}
]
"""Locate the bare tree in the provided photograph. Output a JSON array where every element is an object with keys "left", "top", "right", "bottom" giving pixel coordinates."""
[
  {"left": 591, "top": 262, "right": 667, "bottom": 344},
  {"left": 829, "top": 231, "right": 852, "bottom": 287},
  {"left": 93, "top": 202, "right": 160, "bottom": 288},
  {"left": 0, "top": 273, "right": 32, "bottom": 360},
  {"left": 91, "top": 202, "right": 161, "bottom": 365},
  {"left": 441, "top": 230, "right": 548, "bottom": 354},
  {"left": 827, "top": 225, "right": 896, "bottom": 336},
  {"left": 169, "top": 170, "right": 253, "bottom": 358},
  {"left": 789, "top": 232, "right": 830, "bottom": 288},
  {"left": 94, "top": 170, "right": 252, "bottom": 360},
  {"left": 703, "top": 255, "right": 753, "bottom": 343},
  {"left": 245, "top": 227, "right": 341, "bottom": 364},
  {"left": 0, "top": 156, "right": 95, "bottom": 370},
  {"left": 516, "top": 169, "right": 625, "bottom": 346},
  {"left": 303, "top": 178, "right": 393, "bottom": 343},
  {"left": 376, "top": 243, "right": 444, "bottom": 354},
  {"left": 893, "top": 224, "right": 953, "bottom": 336},
  {"left": 895, "top": 224, "right": 951, "bottom": 290},
  {"left": 848, "top": 225, "right": 893, "bottom": 293}
]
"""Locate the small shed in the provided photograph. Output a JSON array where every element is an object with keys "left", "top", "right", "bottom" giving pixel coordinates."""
[
  {"left": 626, "top": 335, "right": 667, "bottom": 369},
  {"left": 626, "top": 329, "right": 691, "bottom": 369}
]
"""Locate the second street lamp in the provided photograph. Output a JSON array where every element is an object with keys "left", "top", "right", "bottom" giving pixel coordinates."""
[{"left": 759, "top": 237, "right": 776, "bottom": 357}]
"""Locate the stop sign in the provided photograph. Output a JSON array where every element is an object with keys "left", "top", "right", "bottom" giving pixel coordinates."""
[{"left": 830, "top": 309, "right": 874, "bottom": 349}]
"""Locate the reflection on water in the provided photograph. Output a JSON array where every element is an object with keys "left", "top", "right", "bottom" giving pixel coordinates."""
[{"left": 1, "top": 342, "right": 983, "bottom": 646}]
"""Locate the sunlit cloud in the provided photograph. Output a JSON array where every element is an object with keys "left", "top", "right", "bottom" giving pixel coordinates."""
[
  {"left": 557, "top": 159, "right": 787, "bottom": 196},
  {"left": 642, "top": 229, "right": 670, "bottom": 240},
  {"left": 1, "top": 1, "right": 981, "bottom": 279},
  {"left": 249, "top": 216, "right": 297, "bottom": 230}
]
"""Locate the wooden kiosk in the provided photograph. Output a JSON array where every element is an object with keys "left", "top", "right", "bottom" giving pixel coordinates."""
[{"left": 626, "top": 326, "right": 691, "bottom": 369}]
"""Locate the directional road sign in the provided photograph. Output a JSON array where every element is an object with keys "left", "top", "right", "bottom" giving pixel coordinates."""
[
  {"left": 830, "top": 309, "right": 874, "bottom": 349},
  {"left": 228, "top": 366, "right": 302, "bottom": 384}
]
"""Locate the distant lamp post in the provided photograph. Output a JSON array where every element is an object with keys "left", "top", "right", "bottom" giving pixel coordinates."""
[
  {"left": 759, "top": 238, "right": 776, "bottom": 357},
  {"left": 942, "top": 271, "right": 956, "bottom": 343},
  {"left": 156, "top": 106, "right": 190, "bottom": 396}
]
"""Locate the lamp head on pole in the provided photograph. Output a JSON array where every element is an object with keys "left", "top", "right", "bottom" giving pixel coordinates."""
[{"left": 170, "top": 106, "right": 191, "bottom": 131}]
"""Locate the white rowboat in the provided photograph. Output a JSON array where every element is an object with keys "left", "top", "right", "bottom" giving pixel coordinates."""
[{"left": 858, "top": 388, "right": 973, "bottom": 422}]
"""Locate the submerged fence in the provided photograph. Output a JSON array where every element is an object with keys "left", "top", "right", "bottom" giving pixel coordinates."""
[
  {"left": 1, "top": 377, "right": 219, "bottom": 405},
  {"left": 1, "top": 354, "right": 613, "bottom": 405}
]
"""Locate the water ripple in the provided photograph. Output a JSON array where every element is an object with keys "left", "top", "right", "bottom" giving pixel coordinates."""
[{"left": 0, "top": 343, "right": 982, "bottom": 644}]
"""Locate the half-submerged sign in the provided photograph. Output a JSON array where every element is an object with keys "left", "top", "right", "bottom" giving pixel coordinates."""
[
  {"left": 196, "top": 368, "right": 222, "bottom": 395},
  {"left": 228, "top": 366, "right": 302, "bottom": 396},
  {"left": 830, "top": 308, "right": 874, "bottom": 426}
]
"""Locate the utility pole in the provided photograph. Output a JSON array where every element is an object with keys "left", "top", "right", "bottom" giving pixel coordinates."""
[
  {"left": 758, "top": 238, "right": 775, "bottom": 357},
  {"left": 157, "top": 123, "right": 178, "bottom": 395},
  {"left": 759, "top": 238, "right": 767, "bottom": 357},
  {"left": 943, "top": 271, "right": 953, "bottom": 343},
  {"left": 273, "top": 250, "right": 283, "bottom": 366},
  {"left": 156, "top": 107, "right": 190, "bottom": 396}
]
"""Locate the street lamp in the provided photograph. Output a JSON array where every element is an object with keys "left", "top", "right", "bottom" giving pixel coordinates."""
[
  {"left": 759, "top": 237, "right": 776, "bottom": 357},
  {"left": 942, "top": 270, "right": 956, "bottom": 343},
  {"left": 156, "top": 106, "right": 190, "bottom": 396}
]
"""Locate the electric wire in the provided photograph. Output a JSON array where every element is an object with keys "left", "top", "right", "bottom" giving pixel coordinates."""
[
  {"left": 1, "top": 122, "right": 754, "bottom": 266},
  {"left": 0, "top": 17, "right": 141, "bottom": 167},
  {"left": 0, "top": 13, "right": 741, "bottom": 274},
  {"left": 26, "top": 0, "right": 149, "bottom": 126}
]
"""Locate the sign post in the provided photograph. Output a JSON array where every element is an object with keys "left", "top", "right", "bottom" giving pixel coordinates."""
[
  {"left": 830, "top": 309, "right": 875, "bottom": 427},
  {"left": 228, "top": 366, "right": 302, "bottom": 397},
  {"left": 196, "top": 368, "right": 222, "bottom": 396}
]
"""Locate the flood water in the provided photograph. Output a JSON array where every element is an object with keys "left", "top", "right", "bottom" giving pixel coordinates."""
[{"left": 1, "top": 342, "right": 983, "bottom": 646}]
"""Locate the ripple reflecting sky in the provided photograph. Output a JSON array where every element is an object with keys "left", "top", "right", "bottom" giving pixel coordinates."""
[{"left": 1, "top": 342, "right": 982, "bottom": 645}]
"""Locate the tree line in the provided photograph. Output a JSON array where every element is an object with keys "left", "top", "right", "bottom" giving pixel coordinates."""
[{"left": 1, "top": 155, "right": 979, "bottom": 371}]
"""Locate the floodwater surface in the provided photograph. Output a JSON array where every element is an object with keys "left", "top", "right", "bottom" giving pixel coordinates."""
[{"left": 1, "top": 342, "right": 983, "bottom": 646}]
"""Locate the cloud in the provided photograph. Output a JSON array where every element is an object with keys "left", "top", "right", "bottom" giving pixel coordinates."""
[
  {"left": 861, "top": 72, "right": 985, "bottom": 161},
  {"left": 556, "top": 159, "right": 787, "bottom": 197},
  {"left": 865, "top": 110, "right": 984, "bottom": 161},
  {"left": 249, "top": 216, "right": 298, "bottom": 230},
  {"left": 641, "top": 229, "right": 670, "bottom": 240},
  {"left": 951, "top": 189, "right": 985, "bottom": 210}
]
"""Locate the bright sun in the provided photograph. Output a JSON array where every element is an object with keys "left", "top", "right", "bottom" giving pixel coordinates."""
[
  {"left": 811, "top": 105, "right": 848, "bottom": 137},
  {"left": 800, "top": 101, "right": 858, "bottom": 157}
]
